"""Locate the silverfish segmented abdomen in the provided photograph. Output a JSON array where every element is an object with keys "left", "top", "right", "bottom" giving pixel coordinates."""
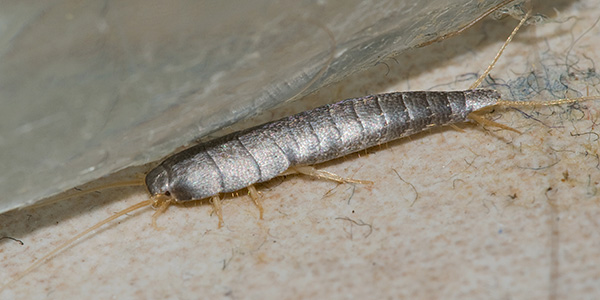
[{"left": 146, "top": 89, "right": 500, "bottom": 201}]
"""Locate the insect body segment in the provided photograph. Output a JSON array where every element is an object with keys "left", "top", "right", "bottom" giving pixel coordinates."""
[{"left": 145, "top": 89, "right": 501, "bottom": 203}]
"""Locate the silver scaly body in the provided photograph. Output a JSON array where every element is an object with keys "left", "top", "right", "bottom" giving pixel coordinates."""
[{"left": 145, "top": 89, "right": 499, "bottom": 201}]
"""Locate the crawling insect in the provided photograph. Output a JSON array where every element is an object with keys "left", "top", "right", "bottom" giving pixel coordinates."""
[{"left": 2, "top": 7, "right": 599, "bottom": 293}]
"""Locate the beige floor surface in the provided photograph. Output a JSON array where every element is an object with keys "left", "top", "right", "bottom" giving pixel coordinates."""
[{"left": 2, "top": 0, "right": 600, "bottom": 299}]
